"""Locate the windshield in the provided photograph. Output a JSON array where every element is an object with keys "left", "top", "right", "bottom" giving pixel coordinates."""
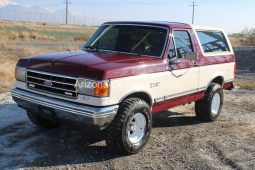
[{"left": 83, "top": 25, "right": 168, "bottom": 58}]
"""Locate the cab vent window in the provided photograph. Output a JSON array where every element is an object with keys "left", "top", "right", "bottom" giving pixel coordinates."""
[
  {"left": 173, "top": 31, "right": 193, "bottom": 59},
  {"left": 196, "top": 31, "right": 230, "bottom": 53},
  {"left": 168, "top": 38, "right": 176, "bottom": 59}
]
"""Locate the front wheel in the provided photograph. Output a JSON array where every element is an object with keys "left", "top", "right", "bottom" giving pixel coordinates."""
[
  {"left": 195, "top": 83, "right": 223, "bottom": 122},
  {"left": 106, "top": 98, "right": 152, "bottom": 155}
]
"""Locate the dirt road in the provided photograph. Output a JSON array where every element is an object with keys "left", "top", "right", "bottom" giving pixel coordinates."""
[{"left": 0, "top": 88, "right": 254, "bottom": 170}]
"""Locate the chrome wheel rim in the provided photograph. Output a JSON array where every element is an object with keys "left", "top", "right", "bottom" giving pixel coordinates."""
[
  {"left": 211, "top": 93, "right": 221, "bottom": 116},
  {"left": 127, "top": 113, "right": 146, "bottom": 144}
]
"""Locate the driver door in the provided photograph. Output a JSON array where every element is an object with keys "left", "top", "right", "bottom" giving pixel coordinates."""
[{"left": 164, "top": 29, "right": 199, "bottom": 100}]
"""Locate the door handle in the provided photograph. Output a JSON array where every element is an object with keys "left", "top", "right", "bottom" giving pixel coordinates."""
[{"left": 193, "top": 62, "right": 199, "bottom": 67}]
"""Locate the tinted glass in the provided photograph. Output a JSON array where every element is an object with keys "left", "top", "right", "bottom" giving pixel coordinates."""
[
  {"left": 196, "top": 31, "right": 230, "bottom": 53},
  {"left": 173, "top": 31, "right": 193, "bottom": 58},
  {"left": 83, "top": 25, "right": 168, "bottom": 57}
]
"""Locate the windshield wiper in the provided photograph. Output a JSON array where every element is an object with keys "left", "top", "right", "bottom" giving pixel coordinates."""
[
  {"left": 121, "top": 52, "right": 144, "bottom": 58},
  {"left": 106, "top": 49, "right": 143, "bottom": 57}
]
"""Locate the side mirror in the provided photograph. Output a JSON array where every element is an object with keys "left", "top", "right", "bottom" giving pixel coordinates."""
[
  {"left": 186, "top": 52, "right": 198, "bottom": 61},
  {"left": 169, "top": 59, "right": 181, "bottom": 65}
]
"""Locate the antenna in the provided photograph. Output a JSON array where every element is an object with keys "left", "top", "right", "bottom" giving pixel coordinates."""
[{"left": 189, "top": 1, "right": 198, "bottom": 24}]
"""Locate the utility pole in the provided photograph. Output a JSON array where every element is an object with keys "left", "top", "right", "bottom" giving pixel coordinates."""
[
  {"left": 189, "top": 1, "right": 198, "bottom": 24},
  {"left": 64, "top": 0, "right": 71, "bottom": 24}
]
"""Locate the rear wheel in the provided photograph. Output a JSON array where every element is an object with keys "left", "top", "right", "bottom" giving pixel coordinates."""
[
  {"left": 27, "top": 111, "right": 60, "bottom": 129},
  {"left": 106, "top": 98, "right": 152, "bottom": 155},
  {"left": 195, "top": 83, "right": 223, "bottom": 122}
]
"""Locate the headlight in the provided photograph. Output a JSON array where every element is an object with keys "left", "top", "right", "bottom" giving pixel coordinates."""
[
  {"left": 77, "top": 78, "right": 110, "bottom": 97},
  {"left": 15, "top": 67, "right": 26, "bottom": 82}
]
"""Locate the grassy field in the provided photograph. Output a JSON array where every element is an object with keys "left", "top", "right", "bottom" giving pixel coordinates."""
[
  {"left": 235, "top": 73, "right": 255, "bottom": 90},
  {"left": 0, "top": 21, "right": 97, "bottom": 93},
  {"left": 0, "top": 20, "right": 96, "bottom": 41},
  {"left": 236, "top": 79, "right": 255, "bottom": 90}
]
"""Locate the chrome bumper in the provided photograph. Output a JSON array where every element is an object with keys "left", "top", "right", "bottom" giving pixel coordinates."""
[{"left": 12, "top": 88, "right": 119, "bottom": 129}]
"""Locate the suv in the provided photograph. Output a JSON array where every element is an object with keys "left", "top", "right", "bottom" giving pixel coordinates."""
[{"left": 12, "top": 21, "right": 235, "bottom": 154}]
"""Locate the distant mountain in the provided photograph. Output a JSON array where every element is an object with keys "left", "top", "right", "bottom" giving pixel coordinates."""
[
  {"left": 0, "top": 4, "right": 102, "bottom": 25},
  {"left": 0, "top": 0, "right": 17, "bottom": 8}
]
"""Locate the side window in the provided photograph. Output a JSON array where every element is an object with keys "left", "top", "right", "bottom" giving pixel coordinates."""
[
  {"left": 168, "top": 38, "right": 176, "bottom": 59},
  {"left": 196, "top": 31, "right": 230, "bottom": 53},
  {"left": 173, "top": 31, "right": 193, "bottom": 58}
]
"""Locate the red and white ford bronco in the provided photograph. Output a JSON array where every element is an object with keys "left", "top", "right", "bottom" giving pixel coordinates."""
[{"left": 12, "top": 21, "right": 235, "bottom": 154}]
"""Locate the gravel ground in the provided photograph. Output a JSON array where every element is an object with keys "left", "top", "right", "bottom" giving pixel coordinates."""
[{"left": 0, "top": 86, "right": 254, "bottom": 169}]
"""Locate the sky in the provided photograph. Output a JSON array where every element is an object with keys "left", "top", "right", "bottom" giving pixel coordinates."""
[{"left": 1, "top": 0, "right": 255, "bottom": 33}]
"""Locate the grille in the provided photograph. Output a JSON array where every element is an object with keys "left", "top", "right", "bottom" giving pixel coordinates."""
[{"left": 26, "top": 70, "right": 77, "bottom": 98}]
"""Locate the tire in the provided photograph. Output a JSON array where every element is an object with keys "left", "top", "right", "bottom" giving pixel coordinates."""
[
  {"left": 27, "top": 111, "right": 60, "bottom": 129},
  {"left": 195, "top": 83, "right": 223, "bottom": 122},
  {"left": 106, "top": 98, "right": 152, "bottom": 155}
]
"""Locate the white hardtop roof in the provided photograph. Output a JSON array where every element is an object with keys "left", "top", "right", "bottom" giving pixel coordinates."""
[{"left": 191, "top": 24, "right": 225, "bottom": 32}]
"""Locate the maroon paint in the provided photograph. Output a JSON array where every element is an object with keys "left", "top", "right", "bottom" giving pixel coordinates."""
[
  {"left": 18, "top": 50, "right": 167, "bottom": 80},
  {"left": 223, "top": 82, "right": 234, "bottom": 90},
  {"left": 152, "top": 81, "right": 234, "bottom": 113},
  {"left": 152, "top": 90, "right": 204, "bottom": 113}
]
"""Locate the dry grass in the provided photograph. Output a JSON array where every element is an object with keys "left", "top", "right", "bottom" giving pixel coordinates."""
[
  {"left": 8, "top": 31, "right": 19, "bottom": 40},
  {"left": 229, "top": 37, "right": 242, "bottom": 48},
  {"left": 235, "top": 78, "right": 255, "bottom": 90},
  {"left": 0, "top": 37, "right": 79, "bottom": 93},
  {"left": 30, "top": 32, "right": 56, "bottom": 40},
  {"left": 0, "top": 19, "right": 94, "bottom": 93},
  {"left": 0, "top": 57, "right": 16, "bottom": 93},
  {"left": 0, "top": 20, "right": 96, "bottom": 42},
  {"left": 19, "top": 31, "right": 30, "bottom": 40},
  {"left": 73, "top": 36, "right": 89, "bottom": 42},
  {"left": 0, "top": 40, "right": 44, "bottom": 58},
  {"left": 4, "top": 31, "right": 57, "bottom": 41},
  {"left": 0, "top": 39, "right": 53, "bottom": 93},
  {"left": 229, "top": 27, "right": 255, "bottom": 47},
  {"left": 19, "top": 32, "right": 56, "bottom": 41}
]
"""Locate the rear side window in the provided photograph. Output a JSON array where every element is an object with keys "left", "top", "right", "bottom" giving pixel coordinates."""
[{"left": 196, "top": 31, "right": 230, "bottom": 53}]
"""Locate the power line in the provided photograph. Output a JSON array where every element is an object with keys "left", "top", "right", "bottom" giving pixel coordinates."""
[
  {"left": 189, "top": 1, "right": 198, "bottom": 24},
  {"left": 64, "top": 0, "right": 71, "bottom": 24}
]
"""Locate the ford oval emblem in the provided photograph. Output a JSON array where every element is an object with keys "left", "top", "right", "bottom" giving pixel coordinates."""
[{"left": 44, "top": 80, "right": 53, "bottom": 87}]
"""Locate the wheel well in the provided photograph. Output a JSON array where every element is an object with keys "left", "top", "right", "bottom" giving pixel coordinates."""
[
  {"left": 211, "top": 76, "right": 224, "bottom": 86},
  {"left": 121, "top": 92, "right": 152, "bottom": 106}
]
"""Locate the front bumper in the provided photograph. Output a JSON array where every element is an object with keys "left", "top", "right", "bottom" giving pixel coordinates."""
[{"left": 12, "top": 88, "right": 119, "bottom": 129}]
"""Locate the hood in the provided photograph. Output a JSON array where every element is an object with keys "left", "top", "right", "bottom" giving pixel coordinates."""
[{"left": 20, "top": 50, "right": 167, "bottom": 80}]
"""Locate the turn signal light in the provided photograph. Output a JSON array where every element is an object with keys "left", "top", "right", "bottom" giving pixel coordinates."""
[{"left": 94, "top": 82, "right": 109, "bottom": 97}]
